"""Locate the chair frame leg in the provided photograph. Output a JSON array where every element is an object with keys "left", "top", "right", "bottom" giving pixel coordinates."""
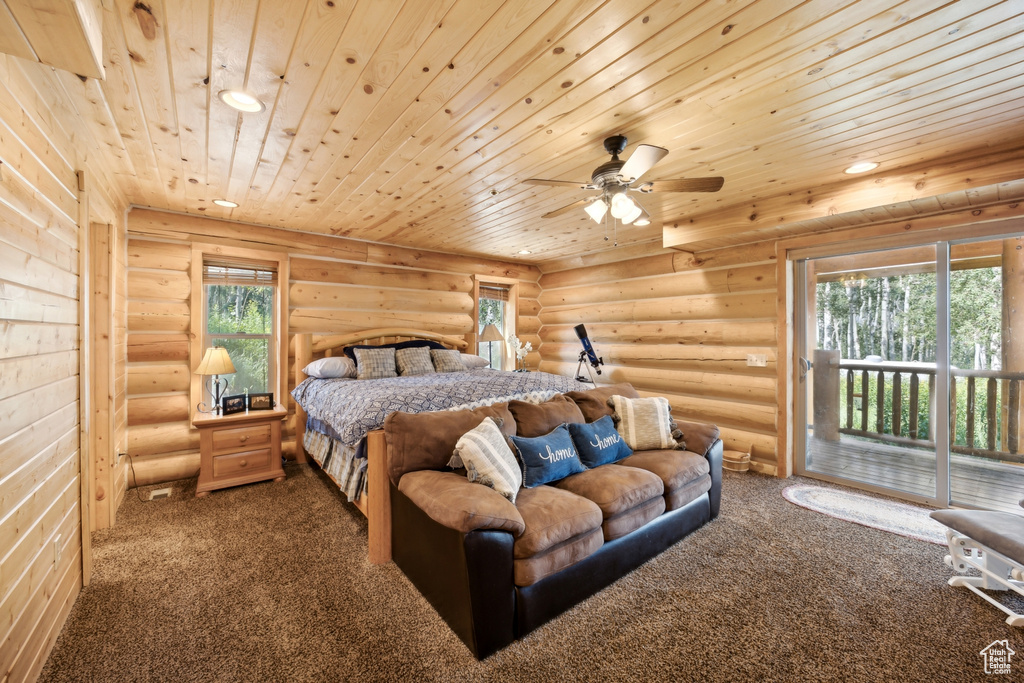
[{"left": 943, "top": 529, "right": 1024, "bottom": 627}]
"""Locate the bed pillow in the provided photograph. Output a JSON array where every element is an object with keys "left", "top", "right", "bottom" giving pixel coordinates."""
[
  {"left": 608, "top": 395, "right": 681, "bottom": 451},
  {"left": 461, "top": 354, "right": 491, "bottom": 369},
  {"left": 509, "top": 423, "right": 587, "bottom": 488},
  {"left": 342, "top": 339, "right": 446, "bottom": 363},
  {"left": 302, "top": 356, "right": 356, "bottom": 379},
  {"left": 453, "top": 417, "right": 522, "bottom": 503},
  {"left": 567, "top": 415, "right": 633, "bottom": 467},
  {"left": 431, "top": 348, "right": 466, "bottom": 373},
  {"left": 354, "top": 347, "right": 397, "bottom": 380},
  {"left": 396, "top": 346, "right": 435, "bottom": 376}
]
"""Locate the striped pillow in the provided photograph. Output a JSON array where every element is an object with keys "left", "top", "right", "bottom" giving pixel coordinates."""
[
  {"left": 609, "top": 395, "right": 680, "bottom": 451},
  {"left": 453, "top": 417, "right": 522, "bottom": 503},
  {"left": 396, "top": 346, "right": 435, "bottom": 376},
  {"left": 431, "top": 348, "right": 466, "bottom": 373},
  {"left": 354, "top": 347, "right": 397, "bottom": 380}
]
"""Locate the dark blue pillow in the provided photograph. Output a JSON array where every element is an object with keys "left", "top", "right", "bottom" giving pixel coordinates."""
[
  {"left": 509, "top": 423, "right": 586, "bottom": 488},
  {"left": 568, "top": 415, "right": 633, "bottom": 467},
  {"left": 343, "top": 339, "right": 446, "bottom": 363}
]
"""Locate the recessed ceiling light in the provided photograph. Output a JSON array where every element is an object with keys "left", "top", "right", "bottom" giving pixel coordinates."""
[
  {"left": 518, "top": 249, "right": 532, "bottom": 255},
  {"left": 213, "top": 199, "right": 238, "bottom": 208},
  {"left": 844, "top": 161, "right": 879, "bottom": 174},
  {"left": 218, "top": 89, "right": 265, "bottom": 113}
]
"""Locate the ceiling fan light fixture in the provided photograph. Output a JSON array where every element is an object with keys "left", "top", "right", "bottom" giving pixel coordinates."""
[
  {"left": 584, "top": 198, "right": 608, "bottom": 223},
  {"left": 218, "top": 89, "right": 265, "bottom": 113},
  {"left": 844, "top": 161, "right": 879, "bottom": 174},
  {"left": 609, "top": 191, "right": 636, "bottom": 219},
  {"left": 632, "top": 202, "right": 651, "bottom": 226},
  {"left": 620, "top": 201, "right": 643, "bottom": 225}
]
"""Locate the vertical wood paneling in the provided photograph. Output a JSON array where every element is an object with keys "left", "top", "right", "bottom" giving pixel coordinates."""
[{"left": 538, "top": 244, "right": 780, "bottom": 467}]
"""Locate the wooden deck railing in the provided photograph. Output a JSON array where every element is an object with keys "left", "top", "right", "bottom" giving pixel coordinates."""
[{"left": 812, "top": 349, "right": 1024, "bottom": 464}]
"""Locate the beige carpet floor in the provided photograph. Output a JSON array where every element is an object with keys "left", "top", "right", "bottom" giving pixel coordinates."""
[{"left": 38, "top": 465, "right": 1022, "bottom": 682}]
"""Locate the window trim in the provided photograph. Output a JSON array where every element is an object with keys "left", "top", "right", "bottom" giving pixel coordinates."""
[
  {"left": 189, "top": 243, "right": 289, "bottom": 419},
  {"left": 473, "top": 274, "right": 519, "bottom": 371}
]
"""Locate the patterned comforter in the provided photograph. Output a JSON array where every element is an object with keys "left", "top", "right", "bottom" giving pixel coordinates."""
[{"left": 291, "top": 370, "right": 590, "bottom": 500}]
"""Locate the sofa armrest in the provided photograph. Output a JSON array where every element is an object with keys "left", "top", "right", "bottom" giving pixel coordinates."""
[
  {"left": 676, "top": 419, "right": 721, "bottom": 456},
  {"left": 398, "top": 470, "right": 526, "bottom": 536}
]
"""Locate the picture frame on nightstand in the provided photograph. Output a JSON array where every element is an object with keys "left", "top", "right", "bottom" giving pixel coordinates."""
[
  {"left": 248, "top": 392, "right": 274, "bottom": 411},
  {"left": 221, "top": 394, "right": 247, "bottom": 415}
]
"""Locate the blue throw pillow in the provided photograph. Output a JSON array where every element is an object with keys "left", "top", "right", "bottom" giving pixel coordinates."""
[
  {"left": 568, "top": 415, "right": 633, "bottom": 468},
  {"left": 509, "top": 423, "right": 587, "bottom": 488}
]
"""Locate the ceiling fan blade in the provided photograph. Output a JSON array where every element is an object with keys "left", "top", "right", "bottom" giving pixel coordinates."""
[
  {"left": 524, "top": 178, "right": 590, "bottom": 189},
  {"left": 642, "top": 177, "right": 725, "bottom": 193},
  {"left": 541, "top": 198, "right": 592, "bottom": 218},
  {"left": 618, "top": 144, "right": 669, "bottom": 182}
]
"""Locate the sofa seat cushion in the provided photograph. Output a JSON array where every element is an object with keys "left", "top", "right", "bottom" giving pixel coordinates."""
[
  {"left": 619, "top": 449, "right": 710, "bottom": 492},
  {"left": 666, "top": 473, "right": 713, "bottom": 511},
  {"left": 554, "top": 464, "right": 664, "bottom": 539},
  {"left": 398, "top": 470, "right": 525, "bottom": 535},
  {"left": 513, "top": 485, "right": 603, "bottom": 559},
  {"left": 604, "top": 496, "right": 666, "bottom": 540},
  {"left": 514, "top": 527, "right": 603, "bottom": 587},
  {"left": 620, "top": 449, "right": 712, "bottom": 512}
]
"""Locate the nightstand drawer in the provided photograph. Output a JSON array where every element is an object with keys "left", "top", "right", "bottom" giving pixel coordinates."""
[
  {"left": 212, "top": 423, "right": 271, "bottom": 452},
  {"left": 212, "top": 448, "right": 272, "bottom": 478}
]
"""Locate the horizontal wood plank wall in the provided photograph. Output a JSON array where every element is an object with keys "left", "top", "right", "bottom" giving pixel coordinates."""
[
  {"left": 0, "top": 55, "right": 127, "bottom": 681},
  {"left": 126, "top": 209, "right": 541, "bottom": 483},
  {"left": 538, "top": 243, "right": 780, "bottom": 469}
]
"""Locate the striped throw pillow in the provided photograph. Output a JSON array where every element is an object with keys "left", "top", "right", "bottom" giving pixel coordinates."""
[
  {"left": 453, "top": 417, "right": 522, "bottom": 503},
  {"left": 354, "top": 347, "right": 397, "bottom": 380},
  {"left": 609, "top": 395, "right": 680, "bottom": 451},
  {"left": 431, "top": 348, "right": 466, "bottom": 373},
  {"left": 396, "top": 346, "right": 435, "bottom": 376}
]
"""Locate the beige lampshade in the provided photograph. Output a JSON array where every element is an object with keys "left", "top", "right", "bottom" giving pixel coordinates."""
[
  {"left": 195, "top": 346, "right": 235, "bottom": 375},
  {"left": 479, "top": 324, "right": 504, "bottom": 343}
]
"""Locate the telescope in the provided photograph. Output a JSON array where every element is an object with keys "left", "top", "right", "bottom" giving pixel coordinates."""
[{"left": 574, "top": 324, "right": 603, "bottom": 383}]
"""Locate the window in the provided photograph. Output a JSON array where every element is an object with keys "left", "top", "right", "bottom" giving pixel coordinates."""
[
  {"left": 203, "top": 259, "right": 277, "bottom": 394},
  {"left": 475, "top": 278, "right": 518, "bottom": 370},
  {"left": 478, "top": 285, "right": 508, "bottom": 369}
]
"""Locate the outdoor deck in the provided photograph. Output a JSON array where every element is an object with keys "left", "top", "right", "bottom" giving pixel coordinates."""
[{"left": 806, "top": 435, "right": 1024, "bottom": 512}]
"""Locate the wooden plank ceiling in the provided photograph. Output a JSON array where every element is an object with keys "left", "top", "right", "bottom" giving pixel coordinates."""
[{"left": 14, "top": 0, "right": 1024, "bottom": 260}]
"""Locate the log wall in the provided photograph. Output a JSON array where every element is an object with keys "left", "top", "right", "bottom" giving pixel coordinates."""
[
  {"left": 538, "top": 243, "right": 781, "bottom": 471},
  {"left": 0, "top": 54, "right": 127, "bottom": 682},
  {"left": 125, "top": 209, "right": 541, "bottom": 484}
]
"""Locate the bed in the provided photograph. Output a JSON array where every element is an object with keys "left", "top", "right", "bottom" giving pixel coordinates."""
[{"left": 292, "top": 328, "right": 588, "bottom": 564}]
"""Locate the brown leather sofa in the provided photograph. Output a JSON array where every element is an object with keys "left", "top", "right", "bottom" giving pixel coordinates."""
[{"left": 383, "top": 383, "right": 723, "bottom": 658}]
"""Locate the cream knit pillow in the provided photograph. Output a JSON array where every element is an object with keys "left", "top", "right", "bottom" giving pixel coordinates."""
[{"left": 608, "top": 395, "right": 681, "bottom": 451}]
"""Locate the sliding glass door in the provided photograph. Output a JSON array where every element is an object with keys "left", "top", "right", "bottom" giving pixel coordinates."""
[{"left": 797, "top": 234, "right": 1024, "bottom": 511}]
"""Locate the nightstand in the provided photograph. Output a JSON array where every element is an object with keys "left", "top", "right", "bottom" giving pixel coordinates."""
[{"left": 193, "top": 405, "right": 287, "bottom": 496}]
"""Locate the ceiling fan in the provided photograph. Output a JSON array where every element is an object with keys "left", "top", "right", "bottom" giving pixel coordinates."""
[{"left": 524, "top": 135, "right": 724, "bottom": 226}]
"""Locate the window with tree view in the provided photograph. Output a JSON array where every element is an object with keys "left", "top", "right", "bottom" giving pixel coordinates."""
[{"left": 204, "top": 260, "right": 276, "bottom": 396}]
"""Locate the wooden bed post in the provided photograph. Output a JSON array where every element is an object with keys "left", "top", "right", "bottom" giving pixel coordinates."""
[
  {"left": 294, "top": 334, "right": 311, "bottom": 464},
  {"left": 366, "top": 429, "right": 391, "bottom": 564}
]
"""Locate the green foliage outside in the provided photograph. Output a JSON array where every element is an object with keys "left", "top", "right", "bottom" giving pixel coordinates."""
[
  {"left": 818, "top": 265, "right": 1005, "bottom": 452},
  {"left": 207, "top": 284, "right": 273, "bottom": 395},
  {"left": 477, "top": 297, "right": 505, "bottom": 368}
]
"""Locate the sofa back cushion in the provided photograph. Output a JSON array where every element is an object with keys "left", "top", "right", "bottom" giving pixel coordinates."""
[
  {"left": 564, "top": 383, "right": 640, "bottom": 422},
  {"left": 508, "top": 394, "right": 585, "bottom": 438},
  {"left": 384, "top": 403, "right": 516, "bottom": 485}
]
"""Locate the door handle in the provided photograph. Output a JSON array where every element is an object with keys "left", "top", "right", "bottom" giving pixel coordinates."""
[{"left": 799, "top": 357, "right": 813, "bottom": 380}]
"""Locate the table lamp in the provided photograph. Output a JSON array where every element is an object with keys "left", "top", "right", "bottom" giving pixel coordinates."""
[
  {"left": 479, "top": 323, "right": 505, "bottom": 369},
  {"left": 195, "top": 346, "right": 235, "bottom": 415}
]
